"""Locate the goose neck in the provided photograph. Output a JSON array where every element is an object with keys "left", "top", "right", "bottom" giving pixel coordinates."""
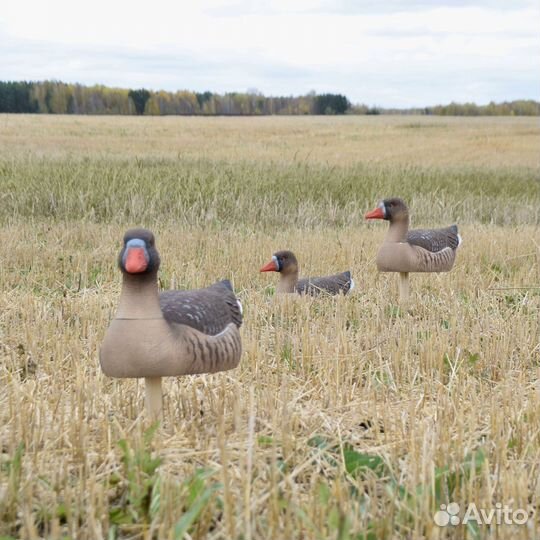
[
  {"left": 116, "top": 273, "right": 163, "bottom": 319},
  {"left": 386, "top": 217, "right": 409, "bottom": 243},
  {"left": 277, "top": 271, "right": 299, "bottom": 293}
]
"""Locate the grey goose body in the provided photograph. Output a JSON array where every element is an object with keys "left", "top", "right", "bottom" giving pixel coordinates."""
[
  {"left": 365, "top": 198, "right": 461, "bottom": 273},
  {"left": 160, "top": 279, "right": 242, "bottom": 335},
  {"left": 100, "top": 228, "right": 242, "bottom": 378},
  {"left": 406, "top": 225, "right": 460, "bottom": 253},
  {"left": 296, "top": 271, "right": 353, "bottom": 296},
  {"left": 260, "top": 250, "right": 354, "bottom": 295}
]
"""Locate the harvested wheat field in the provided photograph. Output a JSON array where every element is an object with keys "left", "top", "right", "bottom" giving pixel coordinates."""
[{"left": 0, "top": 114, "right": 539, "bottom": 540}]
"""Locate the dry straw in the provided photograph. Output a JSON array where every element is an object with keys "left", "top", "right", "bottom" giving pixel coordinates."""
[{"left": 0, "top": 115, "right": 539, "bottom": 539}]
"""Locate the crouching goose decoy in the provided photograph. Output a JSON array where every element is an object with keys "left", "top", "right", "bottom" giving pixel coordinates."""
[
  {"left": 260, "top": 250, "right": 354, "bottom": 295},
  {"left": 100, "top": 228, "right": 242, "bottom": 418},
  {"left": 365, "top": 198, "right": 461, "bottom": 303}
]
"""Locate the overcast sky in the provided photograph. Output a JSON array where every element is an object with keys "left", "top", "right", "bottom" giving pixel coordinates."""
[{"left": 1, "top": 0, "right": 539, "bottom": 107}]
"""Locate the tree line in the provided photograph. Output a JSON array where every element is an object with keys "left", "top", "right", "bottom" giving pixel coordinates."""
[
  {"left": 378, "top": 101, "right": 540, "bottom": 116},
  {"left": 0, "top": 81, "right": 538, "bottom": 116},
  {"left": 0, "top": 81, "right": 350, "bottom": 116},
  {"left": 425, "top": 101, "right": 539, "bottom": 116}
]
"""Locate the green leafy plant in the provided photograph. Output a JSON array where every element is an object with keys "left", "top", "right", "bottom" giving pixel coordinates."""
[
  {"left": 342, "top": 445, "right": 387, "bottom": 478},
  {"left": 0, "top": 443, "right": 24, "bottom": 531},
  {"left": 107, "top": 427, "right": 221, "bottom": 539},
  {"left": 109, "top": 423, "right": 162, "bottom": 527},
  {"left": 174, "top": 469, "right": 221, "bottom": 539}
]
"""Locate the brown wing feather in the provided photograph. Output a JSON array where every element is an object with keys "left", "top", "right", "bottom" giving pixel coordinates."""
[
  {"left": 295, "top": 271, "right": 352, "bottom": 296},
  {"left": 160, "top": 280, "right": 242, "bottom": 335},
  {"left": 407, "top": 225, "right": 460, "bottom": 253}
]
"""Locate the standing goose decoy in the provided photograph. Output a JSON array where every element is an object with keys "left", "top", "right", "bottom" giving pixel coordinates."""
[
  {"left": 260, "top": 250, "right": 354, "bottom": 296},
  {"left": 100, "top": 228, "right": 242, "bottom": 419},
  {"left": 365, "top": 197, "right": 461, "bottom": 303}
]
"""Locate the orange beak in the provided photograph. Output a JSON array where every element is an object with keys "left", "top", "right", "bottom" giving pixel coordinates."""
[
  {"left": 125, "top": 247, "right": 148, "bottom": 273},
  {"left": 260, "top": 260, "right": 278, "bottom": 272},
  {"left": 365, "top": 207, "right": 385, "bottom": 219}
]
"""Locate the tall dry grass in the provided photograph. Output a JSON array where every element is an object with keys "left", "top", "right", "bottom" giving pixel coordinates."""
[{"left": 0, "top": 115, "right": 539, "bottom": 539}]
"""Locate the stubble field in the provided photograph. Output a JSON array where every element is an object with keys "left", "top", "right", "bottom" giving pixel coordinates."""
[{"left": 0, "top": 114, "right": 539, "bottom": 539}]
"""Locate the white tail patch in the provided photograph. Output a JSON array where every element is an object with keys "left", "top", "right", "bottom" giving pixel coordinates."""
[
  {"left": 236, "top": 299, "right": 243, "bottom": 315},
  {"left": 457, "top": 234, "right": 463, "bottom": 247},
  {"left": 211, "top": 324, "right": 234, "bottom": 338},
  {"left": 348, "top": 278, "right": 355, "bottom": 293}
]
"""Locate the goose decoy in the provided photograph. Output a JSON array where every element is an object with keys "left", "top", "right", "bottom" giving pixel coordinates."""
[
  {"left": 365, "top": 197, "right": 461, "bottom": 303},
  {"left": 100, "top": 228, "right": 242, "bottom": 418},
  {"left": 260, "top": 250, "right": 354, "bottom": 295}
]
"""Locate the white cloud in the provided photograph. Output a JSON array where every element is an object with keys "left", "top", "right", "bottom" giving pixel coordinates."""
[{"left": 0, "top": 0, "right": 539, "bottom": 106}]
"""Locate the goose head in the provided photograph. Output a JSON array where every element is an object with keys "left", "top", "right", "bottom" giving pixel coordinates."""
[
  {"left": 119, "top": 228, "right": 161, "bottom": 275},
  {"left": 260, "top": 250, "right": 299, "bottom": 276},
  {"left": 365, "top": 198, "right": 409, "bottom": 222}
]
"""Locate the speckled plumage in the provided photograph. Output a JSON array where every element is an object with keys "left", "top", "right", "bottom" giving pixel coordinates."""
[
  {"left": 296, "top": 271, "right": 353, "bottom": 296},
  {"left": 407, "top": 225, "right": 460, "bottom": 253},
  {"left": 160, "top": 280, "right": 242, "bottom": 334}
]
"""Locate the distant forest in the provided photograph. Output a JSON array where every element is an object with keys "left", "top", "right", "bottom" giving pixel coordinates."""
[{"left": 1, "top": 80, "right": 538, "bottom": 116}]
